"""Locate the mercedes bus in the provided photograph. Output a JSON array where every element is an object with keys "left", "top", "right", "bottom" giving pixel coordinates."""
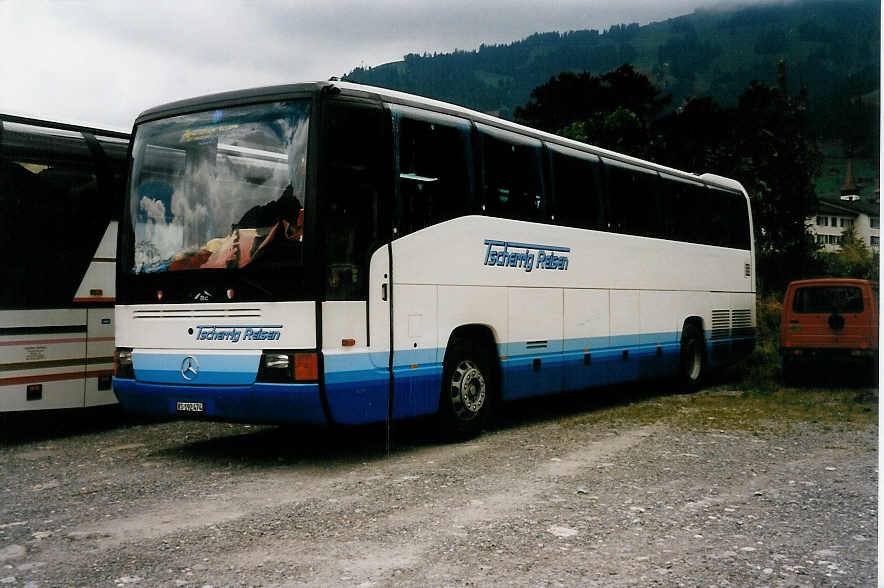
[{"left": 113, "top": 81, "right": 755, "bottom": 439}]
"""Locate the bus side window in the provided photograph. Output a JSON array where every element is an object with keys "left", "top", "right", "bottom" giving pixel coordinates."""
[
  {"left": 391, "top": 106, "right": 473, "bottom": 236},
  {"left": 0, "top": 122, "right": 108, "bottom": 308},
  {"left": 660, "top": 173, "right": 704, "bottom": 244},
  {"left": 548, "top": 144, "right": 605, "bottom": 231},
  {"left": 665, "top": 177, "right": 710, "bottom": 246},
  {"left": 477, "top": 124, "right": 545, "bottom": 223},
  {"left": 95, "top": 135, "right": 129, "bottom": 222},
  {"left": 322, "top": 100, "right": 391, "bottom": 301},
  {"left": 604, "top": 159, "right": 662, "bottom": 238},
  {"left": 710, "top": 187, "right": 751, "bottom": 250}
]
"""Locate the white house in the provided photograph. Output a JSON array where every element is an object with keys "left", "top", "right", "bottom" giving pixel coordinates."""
[{"left": 807, "top": 161, "right": 879, "bottom": 253}]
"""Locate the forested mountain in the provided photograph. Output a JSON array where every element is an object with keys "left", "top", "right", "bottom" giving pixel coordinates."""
[{"left": 343, "top": 0, "right": 879, "bottom": 151}]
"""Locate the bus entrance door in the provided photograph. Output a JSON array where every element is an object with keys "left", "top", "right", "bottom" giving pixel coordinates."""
[{"left": 319, "top": 98, "right": 393, "bottom": 426}]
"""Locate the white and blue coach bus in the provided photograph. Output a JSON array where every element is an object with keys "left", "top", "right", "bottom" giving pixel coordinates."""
[{"left": 113, "top": 81, "right": 755, "bottom": 438}]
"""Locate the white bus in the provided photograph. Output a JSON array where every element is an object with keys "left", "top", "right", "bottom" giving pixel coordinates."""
[
  {"left": 0, "top": 114, "right": 128, "bottom": 413},
  {"left": 113, "top": 82, "right": 755, "bottom": 438}
]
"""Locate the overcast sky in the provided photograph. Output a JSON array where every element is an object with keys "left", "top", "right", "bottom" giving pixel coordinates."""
[{"left": 2, "top": 0, "right": 763, "bottom": 132}]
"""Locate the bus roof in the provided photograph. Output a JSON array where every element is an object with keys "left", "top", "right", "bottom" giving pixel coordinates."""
[
  {"left": 133, "top": 80, "right": 746, "bottom": 195},
  {"left": 0, "top": 112, "right": 130, "bottom": 139}
]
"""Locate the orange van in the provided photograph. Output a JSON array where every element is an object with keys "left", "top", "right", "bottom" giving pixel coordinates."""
[{"left": 780, "top": 278, "right": 878, "bottom": 381}]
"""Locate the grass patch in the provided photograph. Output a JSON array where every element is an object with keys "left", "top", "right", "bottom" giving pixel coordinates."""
[{"left": 562, "top": 385, "right": 877, "bottom": 434}]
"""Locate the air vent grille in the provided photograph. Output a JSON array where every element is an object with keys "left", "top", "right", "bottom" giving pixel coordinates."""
[
  {"left": 732, "top": 309, "right": 752, "bottom": 329},
  {"left": 133, "top": 307, "right": 262, "bottom": 320},
  {"left": 710, "top": 309, "right": 730, "bottom": 340}
]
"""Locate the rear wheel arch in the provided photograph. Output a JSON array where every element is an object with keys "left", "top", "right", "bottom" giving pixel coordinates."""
[
  {"left": 679, "top": 317, "right": 707, "bottom": 392},
  {"left": 444, "top": 324, "right": 500, "bottom": 368},
  {"left": 682, "top": 315, "right": 704, "bottom": 335},
  {"left": 437, "top": 324, "right": 501, "bottom": 440}
]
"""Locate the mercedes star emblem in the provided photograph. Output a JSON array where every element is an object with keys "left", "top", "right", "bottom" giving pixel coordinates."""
[{"left": 181, "top": 356, "right": 200, "bottom": 380}]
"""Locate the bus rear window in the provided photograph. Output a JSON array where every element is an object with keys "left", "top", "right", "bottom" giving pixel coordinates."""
[{"left": 793, "top": 286, "right": 864, "bottom": 314}]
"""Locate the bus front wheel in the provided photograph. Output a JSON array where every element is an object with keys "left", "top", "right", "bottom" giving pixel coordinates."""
[
  {"left": 439, "top": 339, "right": 492, "bottom": 441},
  {"left": 679, "top": 323, "right": 706, "bottom": 392}
]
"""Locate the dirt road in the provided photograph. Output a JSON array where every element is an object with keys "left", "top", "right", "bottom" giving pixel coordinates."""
[{"left": 0, "top": 385, "right": 877, "bottom": 586}]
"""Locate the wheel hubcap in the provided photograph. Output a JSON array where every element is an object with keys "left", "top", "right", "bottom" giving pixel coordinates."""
[{"left": 449, "top": 359, "right": 486, "bottom": 420}]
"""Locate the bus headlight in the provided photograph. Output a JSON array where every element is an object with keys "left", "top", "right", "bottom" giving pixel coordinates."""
[
  {"left": 257, "top": 351, "right": 318, "bottom": 383},
  {"left": 114, "top": 348, "right": 134, "bottom": 379},
  {"left": 259, "top": 352, "right": 292, "bottom": 383}
]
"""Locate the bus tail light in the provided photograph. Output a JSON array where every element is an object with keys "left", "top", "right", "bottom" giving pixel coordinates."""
[
  {"left": 257, "top": 351, "right": 318, "bottom": 383},
  {"left": 294, "top": 353, "right": 318, "bottom": 381},
  {"left": 114, "top": 348, "right": 134, "bottom": 379}
]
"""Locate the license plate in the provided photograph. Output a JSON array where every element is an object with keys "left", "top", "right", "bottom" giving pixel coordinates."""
[{"left": 176, "top": 401, "right": 204, "bottom": 413}]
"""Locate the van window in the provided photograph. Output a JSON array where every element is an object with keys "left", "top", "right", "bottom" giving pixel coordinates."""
[{"left": 793, "top": 286, "right": 864, "bottom": 314}]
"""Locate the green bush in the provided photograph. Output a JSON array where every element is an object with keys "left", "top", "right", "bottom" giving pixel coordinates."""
[{"left": 722, "top": 294, "right": 782, "bottom": 391}]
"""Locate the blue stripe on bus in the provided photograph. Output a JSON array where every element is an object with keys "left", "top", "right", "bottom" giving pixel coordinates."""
[
  {"left": 323, "top": 352, "right": 390, "bottom": 424},
  {"left": 133, "top": 352, "right": 260, "bottom": 386},
  {"left": 560, "top": 332, "right": 680, "bottom": 353},
  {"left": 113, "top": 378, "right": 327, "bottom": 424},
  {"left": 116, "top": 332, "right": 754, "bottom": 424},
  {"left": 392, "top": 363, "right": 443, "bottom": 419}
]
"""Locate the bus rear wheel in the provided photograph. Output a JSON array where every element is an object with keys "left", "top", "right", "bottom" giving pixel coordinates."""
[
  {"left": 679, "top": 323, "right": 706, "bottom": 392},
  {"left": 439, "top": 340, "right": 492, "bottom": 441}
]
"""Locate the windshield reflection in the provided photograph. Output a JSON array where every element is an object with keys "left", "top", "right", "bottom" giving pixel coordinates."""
[{"left": 129, "top": 101, "right": 310, "bottom": 274}]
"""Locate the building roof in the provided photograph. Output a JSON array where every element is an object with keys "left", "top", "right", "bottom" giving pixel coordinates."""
[
  {"left": 815, "top": 157, "right": 880, "bottom": 218},
  {"left": 840, "top": 160, "right": 859, "bottom": 195},
  {"left": 817, "top": 194, "right": 880, "bottom": 217}
]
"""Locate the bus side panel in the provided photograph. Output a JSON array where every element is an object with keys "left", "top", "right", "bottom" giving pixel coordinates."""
[
  {"left": 638, "top": 290, "right": 681, "bottom": 379},
  {"left": 562, "top": 288, "right": 611, "bottom": 391},
  {"left": 74, "top": 221, "right": 117, "bottom": 303},
  {"left": 324, "top": 351, "right": 391, "bottom": 424},
  {"left": 730, "top": 292, "right": 757, "bottom": 361},
  {"left": 391, "top": 284, "right": 440, "bottom": 419},
  {"left": 323, "top": 248, "right": 393, "bottom": 425},
  {"left": 437, "top": 284, "right": 508, "bottom": 368},
  {"left": 322, "top": 301, "right": 389, "bottom": 424},
  {"left": 609, "top": 290, "right": 641, "bottom": 383},
  {"left": 707, "top": 292, "right": 736, "bottom": 368},
  {"left": 84, "top": 307, "right": 116, "bottom": 407},
  {"left": 0, "top": 309, "right": 87, "bottom": 411},
  {"left": 503, "top": 287, "right": 564, "bottom": 400}
]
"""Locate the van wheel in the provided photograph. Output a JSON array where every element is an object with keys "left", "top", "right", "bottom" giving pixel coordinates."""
[
  {"left": 438, "top": 339, "right": 493, "bottom": 441},
  {"left": 679, "top": 323, "right": 706, "bottom": 392}
]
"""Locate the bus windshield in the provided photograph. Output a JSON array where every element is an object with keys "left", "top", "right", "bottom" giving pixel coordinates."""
[{"left": 127, "top": 100, "right": 310, "bottom": 275}]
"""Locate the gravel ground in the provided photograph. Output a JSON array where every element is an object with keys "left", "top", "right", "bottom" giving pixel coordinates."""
[{"left": 0, "top": 384, "right": 877, "bottom": 587}]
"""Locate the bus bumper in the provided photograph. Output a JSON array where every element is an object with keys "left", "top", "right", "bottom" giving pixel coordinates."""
[{"left": 113, "top": 378, "right": 328, "bottom": 424}]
